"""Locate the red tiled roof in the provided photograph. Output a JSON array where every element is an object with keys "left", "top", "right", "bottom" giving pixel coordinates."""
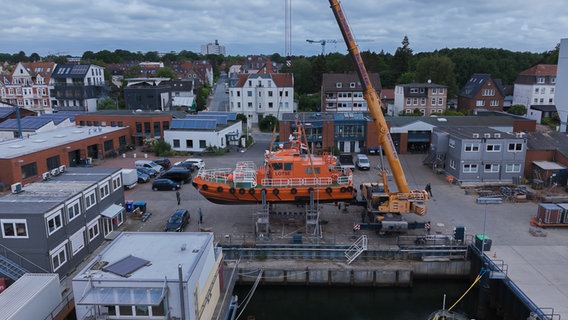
[{"left": 520, "top": 64, "right": 557, "bottom": 76}]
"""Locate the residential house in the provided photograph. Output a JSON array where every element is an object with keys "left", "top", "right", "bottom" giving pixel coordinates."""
[
  {"left": 322, "top": 72, "right": 381, "bottom": 113},
  {"left": 0, "top": 62, "right": 56, "bottom": 114},
  {"left": 229, "top": 60, "right": 294, "bottom": 124},
  {"left": 380, "top": 88, "right": 395, "bottom": 116},
  {"left": 123, "top": 78, "right": 172, "bottom": 111},
  {"left": 431, "top": 127, "right": 526, "bottom": 183},
  {"left": 171, "top": 79, "right": 195, "bottom": 111},
  {"left": 512, "top": 64, "right": 557, "bottom": 124},
  {"left": 164, "top": 112, "right": 241, "bottom": 152},
  {"left": 394, "top": 82, "right": 448, "bottom": 116},
  {"left": 0, "top": 167, "right": 125, "bottom": 279},
  {"left": 72, "top": 232, "right": 229, "bottom": 320},
  {"left": 458, "top": 74, "right": 505, "bottom": 113},
  {"left": 51, "top": 64, "right": 107, "bottom": 112}
]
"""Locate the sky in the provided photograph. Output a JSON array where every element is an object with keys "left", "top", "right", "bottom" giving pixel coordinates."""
[{"left": 1, "top": 0, "right": 566, "bottom": 58}]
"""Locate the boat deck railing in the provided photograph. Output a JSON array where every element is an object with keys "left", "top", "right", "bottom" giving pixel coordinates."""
[
  {"left": 197, "top": 168, "right": 233, "bottom": 184},
  {"left": 260, "top": 176, "right": 347, "bottom": 187}
]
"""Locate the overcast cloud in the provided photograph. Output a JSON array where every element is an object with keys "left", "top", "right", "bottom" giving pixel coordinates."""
[{"left": 1, "top": 0, "right": 566, "bottom": 57}]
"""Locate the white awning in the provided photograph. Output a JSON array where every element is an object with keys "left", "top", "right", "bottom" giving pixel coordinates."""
[
  {"left": 533, "top": 161, "right": 566, "bottom": 171},
  {"left": 100, "top": 204, "right": 124, "bottom": 218}
]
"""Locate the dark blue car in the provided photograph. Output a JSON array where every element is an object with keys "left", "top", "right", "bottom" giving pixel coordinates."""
[
  {"left": 164, "top": 209, "right": 190, "bottom": 232},
  {"left": 152, "top": 178, "right": 181, "bottom": 191}
]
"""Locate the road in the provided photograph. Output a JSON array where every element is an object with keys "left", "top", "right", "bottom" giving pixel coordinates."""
[{"left": 207, "top": 73, "right": 229, "bottom": 112}]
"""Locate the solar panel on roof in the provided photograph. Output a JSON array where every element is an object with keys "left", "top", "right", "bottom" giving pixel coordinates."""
[
  {"left": 102, "top": 255, "right": 150, "bottom": 277},
  {"left": 0, "top": 107, "right": 15, "bottom": 118}
]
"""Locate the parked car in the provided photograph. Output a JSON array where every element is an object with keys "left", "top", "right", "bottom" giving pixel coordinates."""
[
  {"left": 137, "top": 170, "right": 150, "bottom": 183},
  {"left": 137, "top": 167, "right": 158, "bottom": 178},
  {"left": 154, "top": 158, "right": 171, "bottom": 170},
  {"left": 173, "top": 161, "right": 197, "bottom": 172},
  {"left": 164, "top": 209, "right": 190, "bottom": 232},
  {"left": 152, "top": 178, "right": 181, "bottom": 191},
  {"left": 158, "top": 166, "right": 192, "bottom": 183},
  {"left": 135, "top": 160, "right": 163, "bottom": 173},
  {"left": 356, "top": 154, "right": 371, "bottom": 170},
  {"left": 338, "top": 153, "right": 355, "bottom": 171},
  {"left": 175, "top": 158, "right": 205, "bottom": 171}
]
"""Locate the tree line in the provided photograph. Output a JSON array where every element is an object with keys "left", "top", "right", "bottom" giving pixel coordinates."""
[{"left": 1, "top": 37, "right": 559, "bottom": 111}]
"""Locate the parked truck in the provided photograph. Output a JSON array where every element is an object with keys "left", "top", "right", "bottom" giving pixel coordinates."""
[
  {"left": 122, "top": 168, "right": 138, "bottom": 190},
  {"left": 338, "top": 153, "right": 355, "bottom": 172}
]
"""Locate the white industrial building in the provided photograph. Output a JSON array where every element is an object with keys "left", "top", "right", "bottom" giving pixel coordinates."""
[
  {"left": 0, "top": 273, "right": 63, "bottom": 320},
  {"left": 72, "top": 232, "right": 228, "bottom": 320},
  {"left": 164, "top": 112, "right": 242, "bottom": 152}
]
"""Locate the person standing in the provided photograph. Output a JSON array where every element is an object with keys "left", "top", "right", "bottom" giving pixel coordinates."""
[
  {"left": 198, "top": 208, "right": 203, "bottom": 224},
  {"left": 425, "top": 183, "right": 433, "bottom": 197},
  {"left": 176, "top": 191, "right": 181, "bottom": 205}
]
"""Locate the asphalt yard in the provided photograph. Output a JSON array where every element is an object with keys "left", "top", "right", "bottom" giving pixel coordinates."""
[{"left": 95, "top": 140, "right": 568, "bottom": 318}]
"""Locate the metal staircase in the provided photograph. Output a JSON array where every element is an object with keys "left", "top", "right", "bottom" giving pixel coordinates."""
[
  {"left": 345, "top": 235, "right": 368, "bottom": 264},
  {"left": 0, "top": 255, "right": 29, "bottom": 280}
]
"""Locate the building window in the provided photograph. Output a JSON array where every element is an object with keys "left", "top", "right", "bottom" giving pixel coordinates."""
[
  {"left": 505, "top": 163, "right": 521, "bottom": 173},
  {"left": 336, "top": 82, "right": 342, "bottom": 88},
  {"left": 99, "top": 183, "right": 110, "bottom": 200},
  {"left": 420, "top": 98, "right": 426, "bottom": 105},
  {"left": 551, "top": 77, "right": 556, "bottom": 84},
  {"left": 68, "top": 199, "right": 82, "bottom": 222},
  {"left": 431, "top": 98, "right": 436, "bottom": 105},
  {"left": 1, "top": 219, "right": 28, "bottom": 238},
  {"left": 413, "top": 98, "right": 418, "bottom": 105},
  {"left": 464, "top": 143, "right": 480, "bottom": 152},
  {"left": 432, "top": 88, "right": 437, "bottom": 94},
  {"left": 119, "top": 136, "right": 127, "bottom": 147},
  {"left": 449, "top": 139, "right": 456, "bottom": 149},
  {"left": 47, "top": 209, "right": 63, "bottom": 235},
  {"left": 186, "top": 140, "right": 193, "bottom": 148},
  {"left": 21, "top": 162, "right": 38, "bottom": 179},
  {"left": 247, "top": 91, "right": 252, "bottom": 97},
  {"left": 439, "top": 88, "right": 444, "bottom": 94},
  {"left": 508, "top": 143, "right": 523, "bottom": 152},
  {"left": 449, "top": 159, "right": 456, "bottom": 169},
  {"left": 50, "top": 242, "right": 68, "bottom": 272},
  {"left": 490, "top": 100, "right": 499, "bottom": 107},
  {"left": 112, "top": 175, "right": 122, "bottom": 191},
  {"left": 248, "top": 102, "right": 252, "bottom": 109},
  {"left": 85, "top": 190, "right": 96, "bottom": 209},
  {"left": 70, "top": 228, "right": 85, "bottom": 255},
  {"left": 438, "top": 97, "right": 443, "bottom": 105},
  {"left": 104, "top": 140, "right": 114, "bottom": 152},
  {"left": 476, "top": 100, "right": 485, "bottom": 107},
  {"left": 463, "top": 164, "right": 478, "bottom": 173},
  {"left": 199, "top": 140, "right": 206, "bottom": 148},
  {"left": 268, "top": 91, "right": 273, "bottom": 97},
  {"left": 87, "top": 218, "right": 100, "bottom": 241},
  {"left": 486, "top": 144, "right": 501, "bottom": 152},
  {"left": 537, "top": 77, "right": 545, "bottom": 84},
  {"left": 482, "top": 89, "right": 495, "bottom": 96},
  {"left": 46, "top": 156, "right": 61, "bottom": 170},
  {"left": 406, "top": 98, "right": 411, "bottom": 106},
  {"left": 484, "top": 164, "right": 500, "bottom": 173},
  {"left": 410, "top": 88, "right": 418, "bottom": 93},
  {"left": 173, "top": 139, "right": 180, "bottom": 148}
]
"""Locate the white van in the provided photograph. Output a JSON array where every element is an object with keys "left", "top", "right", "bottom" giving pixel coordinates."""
[{"left": 135, "top": 160, "right": 163, "bottom": 173}]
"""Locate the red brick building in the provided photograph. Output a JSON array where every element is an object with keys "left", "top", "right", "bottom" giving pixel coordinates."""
[
  {"left": 0, "top": 126, "right": 129, "bottom": 187},
  {"left": 458, "top": 74, "right": 506, "bottom": 113},
  {"left": 74, "top": 110, "right": 173, "bottom": 146}
]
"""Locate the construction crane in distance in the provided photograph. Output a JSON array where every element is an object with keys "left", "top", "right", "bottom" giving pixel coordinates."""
[
  {"left": 306, "top": 39, "right": 374, "bottom": 55},
  {"left": 306, "top": 39, "right": 339, "bottom": 55}
]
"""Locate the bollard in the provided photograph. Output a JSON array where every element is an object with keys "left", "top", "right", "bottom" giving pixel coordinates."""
[
  {"left": 122, "top": 153, "right": 126, "bottom": 158},
  {"left": 133, "top": 153, "right": 136, "bottom": 158},
  {"left": 144, "top": 153, "right": 148, "bottom": 158}
]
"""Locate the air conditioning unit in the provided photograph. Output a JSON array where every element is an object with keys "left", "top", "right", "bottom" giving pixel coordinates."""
[
  {"left": 42, "top": 172, "right": 50, "bottom": 181},
  {"left": 11, "top": 182, "right": 22, "bottom": 194},
  {"left": 51, "top": 168, "right": 60, "bottom": 176},
  {"left": 59, "top": 165, "right": 66, "bottom": 173}
]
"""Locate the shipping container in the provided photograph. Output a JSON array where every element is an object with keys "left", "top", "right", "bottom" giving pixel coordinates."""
[
  {"left": 537, "top": 203, "right": 562, "bottom": 224},
  {"left": 557, "top": 203, "right": 568, "bottom": 224},
  {"left": 0, "top": 273, "right": 61, "bottom": 320}
]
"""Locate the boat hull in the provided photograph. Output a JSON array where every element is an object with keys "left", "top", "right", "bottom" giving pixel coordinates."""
[{"left": 192, "top": 180, "right": 355, "bottom": 204}]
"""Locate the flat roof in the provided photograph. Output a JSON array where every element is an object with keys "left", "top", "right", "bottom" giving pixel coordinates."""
[
  {"left": 0, "top": 167, "right": 120, "bottom": 215},
  {"left": 75, "top": 232, "right": 213, "bottom": 282},
  {"left": 0, "top": 125, "right": 128, "bottom": 159},
  {"left": 0, "top": 273, "right": 59, "bottom": 320}
]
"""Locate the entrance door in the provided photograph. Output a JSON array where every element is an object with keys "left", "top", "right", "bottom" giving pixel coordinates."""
[{"left": 102, "top": 218, "right": 113, "bottom": 237}]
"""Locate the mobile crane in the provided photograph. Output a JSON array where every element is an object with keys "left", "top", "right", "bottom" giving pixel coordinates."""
[{"left": 328, "top": 0, "right": 428, "bottom": 229}]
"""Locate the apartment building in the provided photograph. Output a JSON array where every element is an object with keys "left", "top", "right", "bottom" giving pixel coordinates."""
[
  {"left": 321, "top": 73, "right": 381, "bottom": 113},
  {"left": 0, "top": 62, "right": 56, "bottom": 114},
  {"left": 51, "top": 64, "right": 108, "bottom": 112},
  {"left": 394, "top": 82, "right": 448, "bottom": 116},
  {"left": 458, "top": 74, "right": 505, "bottom": 113}
]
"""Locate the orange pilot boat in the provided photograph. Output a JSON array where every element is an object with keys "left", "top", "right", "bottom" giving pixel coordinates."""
[{"left": 191, "top": 126, "right": 355, "bottom": 204}]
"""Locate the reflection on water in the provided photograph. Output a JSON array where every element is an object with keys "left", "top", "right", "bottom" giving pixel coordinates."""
[{"left": 234, "top": 280, "right": 478, "bottom": 320}]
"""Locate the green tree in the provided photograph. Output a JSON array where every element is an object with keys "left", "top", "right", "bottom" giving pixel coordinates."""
[
  {"left": 291, "top": 58, "right": 313, "bottom": 95},
  {"left": 236, "top": 113, "right": 248, "bottom": 124},
  {"left": 415, "top": 55, "right": 457, "bottom": 95},
  {"left": 397, "top": 71, "right": 416, "bottom": 84},
  {"left": 392, "top": 36, "right": 413, "bottom": 83},
  {"left": 259, "top": 115, "right": 278, "bottom": 132},
  {"left": 97, "top": 98, "right": 118, "bottom": 110},
  {"left": 195, "top": 86, "right": 210, "bottom": 111},
  {"left": 156, "top": 67, "right": 175, "bottom": 79},
  {"left": 508, "top": 104, "right": 527, "bottom": 116}
]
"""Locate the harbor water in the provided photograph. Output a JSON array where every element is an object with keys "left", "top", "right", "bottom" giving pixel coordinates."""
[{"left": 234, "top": 279, "right": 485, "bottom": 320}]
